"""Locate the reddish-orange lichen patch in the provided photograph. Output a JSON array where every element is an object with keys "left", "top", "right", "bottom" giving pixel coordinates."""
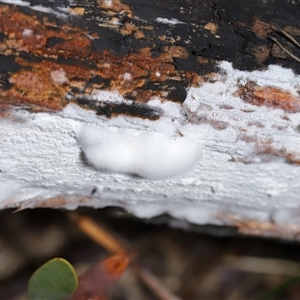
[
  {"left": 90, "top": 46, "right": 190, "bottom": 100},
  {"left": 236, "top": 220, "right": 300, "bottom": 239},
  {"left": 3, "top": 69, "right": 67, "bottom": 110},
  {"left": 238, "top": 133, "right": 300, "bottom": 165},
  {"left": 0, "top": 6, "right": 92, "bottom": 58},
  {"left": 197, "top": 56, "right": 209, "bottom": 64},
  {"left": 0, "top": 6, "right": 200, "bottom": 110},
  {"left": 2, "top": 59, "right": 93, "bottom": 110},
  {"left": 204, "top": 22, "right": 218, "bottom": 35},
  {"left": 97, "top": 0, "right": 132, "bottom": 17},
  {"left": 235, "top": 81, "right": 300, "bottom": 113},
  {"left": 16, "top": 196, "right": 90, "bottom": 210},
  {"left": 252, "top": 45, "right": 270, "bottom": 63},
  {"left": 134, "top": 30, "right": 145, "bottom": 39},
  {"left": 120, "top": 22, "right": 138, "bottom": 35},
  {"left": 0, "top": 102, "right": 13, "bottom": 118},
  {"left": 286, "top": 153, "right": 300, "bottom": 165},
  {"left": 186, "top": 71, "right": 205, "bottom": 87},
  {"left": 218, "top": 214, "right": 300, "bottom": 240},
  {"left": 68, "top": 7, "right": 85, "bottom": 16},
  {"left": 251, "top": 17, "right": 272, "bottom": 38}
]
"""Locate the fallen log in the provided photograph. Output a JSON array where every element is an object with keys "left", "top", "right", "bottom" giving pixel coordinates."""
[{"left": 1, "top": 0, "right": 300, "bottom": 239}]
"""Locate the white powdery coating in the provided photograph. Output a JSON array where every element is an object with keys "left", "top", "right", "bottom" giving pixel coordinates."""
[
  {"left": 0, "top": 0, "right": 70, "bottom": 17},
  {"left": 76, "top": 125, "right": 201, "bottom": 179},
  {"left": 103, "top": 0, "right": 112, "bottom": 7},
  {"left": 51, "top": 69, "right": 68, "bottom": 84},
  {"left": 90, "top": 90, "right": 127, "bottom": 103},
  {"left": 0, "top": 181, "right": 22, "bottom": 203},
  {"left": 156, "top": 17, "right": 185, "bottom": 25},
  {"left": 0, "top": 0, "right": 29, "bottom": 6},
  {"left": 3, "top": 61, "right": 300, "bottom": 232},
  {"left": 122, "top": 72, "right": 132, "bottom": 81},
  {"left": 22, "top": 29, "right": 33, "bottom": 37}
]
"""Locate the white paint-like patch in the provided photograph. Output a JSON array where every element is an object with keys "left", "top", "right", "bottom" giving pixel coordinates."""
[
  {"left": 155, "top": 71, "right": 161, "bottom": 77},
  {"left": 30, "top": 5, "right": 53, "bottom": 13},
  {"left": 86, "top": 34, "right": 96, "bottom": 40},
  {"left": 22, "top": 28, "right": 33, "bottom": 37},
  {"left": 51, "top": 69, "right": 68, "bottom": 85},
  {"left": 3, "top": 61, "right": 300, "bottom": 234},
  {"left": 122, "top": 72, "right": 132, "bottom": 81},
  {"left": 90, "top": 90, "right": 128, "bottom": 104},
  {"left": 109, "top": 18, "right": 121, "bottom": 25},
  {"left": 76, "top": 125, "right": 201, "bottom": 179},
  {"left": 0, "top": 0, "right": 70, "bottom": 17},
  {"left": 0, "top": 0, "right": 29, "bottom": 6},
  {"left": 103, "top": 0, "right": 112, "bottom": 7},
  {"left": 218, "top": 61, "right": 300, "bottom": 93},
  {"left": 30, "top": 5, "right": 67, "bottom": 17},
  {"left": 0, "top": 181, "right": 22, "bottom": 203},
  {"left": 156, "top": 17, "right": 185, "bottom": 25}
]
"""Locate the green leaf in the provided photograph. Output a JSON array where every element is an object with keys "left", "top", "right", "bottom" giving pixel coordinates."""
[{"left": 28, "top": 258, "right": 78, "bottom": 300}]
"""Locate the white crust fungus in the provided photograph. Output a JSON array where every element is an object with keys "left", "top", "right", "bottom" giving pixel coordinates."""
[{"left": 76, "top": 125, "right": 201, "bottom": 179}]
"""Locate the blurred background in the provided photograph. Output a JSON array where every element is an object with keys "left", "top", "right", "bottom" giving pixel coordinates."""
[{"left": 1, "top": 207, "right": 300, "bottom": 300}]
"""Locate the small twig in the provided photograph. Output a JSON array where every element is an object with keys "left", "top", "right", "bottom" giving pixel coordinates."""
[
  {"left": 269, "top": 35, "right": 300, "bottom": 63},
  {"left": 132, "top": 264, "right": 182, "bottom": 300},
  {"left": 223, "top": 255, "right": 300, "bottom": 277},
  {"left": 177, "top": 245, "right": 229, "bottom": 299},
  {"left": 76, "top": 214, "right": 128, "bottom": 254},
  {"left": 279, "top": 27, "right": 300, "bottom": 49},
  {"left": 72, "top": 213, "right": 182, "bottom": 300}
]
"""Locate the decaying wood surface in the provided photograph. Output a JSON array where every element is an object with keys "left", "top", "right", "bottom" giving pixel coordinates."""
[
  {"left": 1, "top": 0, "right": 300, "bottom": 111},
  {"left": 1, "top": 0, "right": 300, "bottom": 240}
]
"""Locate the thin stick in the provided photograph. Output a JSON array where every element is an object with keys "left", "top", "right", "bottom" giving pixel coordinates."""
[
  {"left": 73, "top": 214, "right": 182, "bottom": 300},
  {"left": 132, "top": 264, "right": 182, "bottom": 300},
  {"left": 224, "top": 255, "right": 300, "bottom": 277},
  {"left": 279, "top": 28, "right": 300, "bottom": 49},
  {"left": 269, "top": 36, "right": 300, "bottom": 63},
  {"left": 77, "top": 215, "right": 128, "bottom": 254}
]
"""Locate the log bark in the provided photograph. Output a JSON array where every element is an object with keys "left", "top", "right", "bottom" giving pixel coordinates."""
[{"left": 1, "top": 0, "right": 300, "bottom": 240}]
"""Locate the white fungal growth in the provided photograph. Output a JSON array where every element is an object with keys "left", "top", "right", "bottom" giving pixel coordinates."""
[
  {"left": 122, "top": 72, "right": 132, "bottom": 81},
  {"left": 0, "top": 0, "right": 30, "bottom": 6},
  {"left": 156, "top": 17, "right": 185, "bottom": 25},
  {"left": 0, "top": 0, "right": 70, "bottom": 17},
  {"left": 0, "top": 181, "right": 22, "bottom": 203},
  {"left": 22, "top": 28, "right": 33, "bottom": 37},
  {"left": 51, "top": 69, "right": 68, "bottom": 85},
  {"left": 76, "top": 125, "right": 201, "bottom": 179},
  {"left": 103, "top": 0, "right": 112, "bottom": 7}
]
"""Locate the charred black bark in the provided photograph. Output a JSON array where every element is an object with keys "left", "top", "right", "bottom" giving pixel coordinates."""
[{"left": 0, "top": 0, "right": 300, "bottom": 110}]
